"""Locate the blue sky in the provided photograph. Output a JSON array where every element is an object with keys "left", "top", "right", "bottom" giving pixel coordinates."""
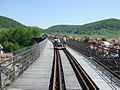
[{"left": 0, "top": 0, "right": 120, "bottom": 29}]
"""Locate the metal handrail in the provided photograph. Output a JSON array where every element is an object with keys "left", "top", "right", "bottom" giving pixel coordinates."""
[
  {"left": 0, "top": 39, "right": 47, "bottom": 90},
  {"left": 67, "top": 39, "right": 120, "bottom": 87}
]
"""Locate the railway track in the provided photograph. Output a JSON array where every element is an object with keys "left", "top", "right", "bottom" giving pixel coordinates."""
[
  {"left": 49, "top": 48, "right": 99, "bottom": 90},
  {"left": 67, "top": 40, "right": 120, "bottom": 80},
  {"left": 63, "top": 49, "right": 99, "bottom": 90},
  {"left": 49, "top": 49, "right": 66, "bottom": 90}
]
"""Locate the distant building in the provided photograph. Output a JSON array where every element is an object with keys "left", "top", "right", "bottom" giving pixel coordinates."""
[
  {"left": 96, "top": 38, "right": 102, "bottom": 41},
  {"left": 68, "top": 36, "right": 73, "bottom": 39},
  {"left": 74, "top": 37, "right": 81, "bottom": 41},
  {"left": 103, "top": 41, "right": 111, "bottom": 47},
  {"left": 80, "top": 37, "right": 86, "bottom": 40},
  {"left": 74, "top": 37, "right": 86, "bottom": 41},
  {"left": 107, "top": 38, "right": 119, "bottom": 44},
  {"left": 88, "top": 40, "right": 98, "bottom": 44},
  {"left": 0, "top": 44, "right": 4, "bottom": 54},
  {"left": 0, "top": 44, "right": 13, "bottom": 61},
  {"left": 48, "top": 34, "right": 54, "bottom": 37},
  {"left": 112, "top": 39, "right": 119, "bottom": 44},
  {"left": 98, "top": 41, "right": 104, "bottom": 44},
  {"left": 0, "top": 53, "right": 13, "bottom": 60}
]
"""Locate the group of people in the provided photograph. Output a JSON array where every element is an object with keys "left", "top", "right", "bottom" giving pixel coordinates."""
[{"left": 54, "top": 37, "right": 67, "bottom": 47}]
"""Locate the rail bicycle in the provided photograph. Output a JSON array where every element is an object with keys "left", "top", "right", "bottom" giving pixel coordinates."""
[{"left": 53, "top": 38, "right": 66, "bottom": 49}]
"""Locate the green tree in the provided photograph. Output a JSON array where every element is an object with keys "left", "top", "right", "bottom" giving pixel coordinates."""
[
  {"left": 0, "top": 27, "right": 41, "bottom": 52},
  {"left": 102, "top": 37, "right": 107, "bottom": 41},
  {"left": 0, "top": 25, "right": 43, "bottom": 52},
  {"left": 3, "top": 41, "right": 14, "bottom": 52},
  {"left": 42, "top": 33, "right": 47, "bottom": 38},
  {"left": 0, "top": 16, "right": 25, "bottom": 28},
  {"left": 31, "top": 26, "right": 41, "bottom": 36},
  {"left": 85, "top": 37, "right": 90, "bottom": 42}
]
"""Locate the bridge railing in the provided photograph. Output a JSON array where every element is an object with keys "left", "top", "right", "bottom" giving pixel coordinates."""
[
  {"left": 0, "top": 39, "right": 47, "bottom": 90},
  {"left": 67, "top": 39, "right": 120, "bottom": 87}
]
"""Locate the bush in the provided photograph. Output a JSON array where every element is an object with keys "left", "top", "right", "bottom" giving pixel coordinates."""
[
  {"left": 85, "top": 37, "right": 90, "bottom": 42},
  {"left": 0, "top": 27, "right": 42, "bottom": 52},
  {"left": 102, "top": 37, "right": 107, "bottom": 41}
]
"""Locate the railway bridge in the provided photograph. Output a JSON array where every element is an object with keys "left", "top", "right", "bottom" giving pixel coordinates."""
[{"left": 0, "top": 39, "right": 119, "bottom": 90}]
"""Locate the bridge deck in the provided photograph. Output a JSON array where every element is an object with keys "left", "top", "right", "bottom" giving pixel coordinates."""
[
  {"left": 8, "top": 40, "right": 54, "bottom": 90},
  {"left": 67, "top": 47, "right": 119, "bottom": 90},
  {"left": 8, "top": 40, "right": 119, "bottom": 90},
  {"left": 59, "top": 50, "right": 82, "bottom": 90}
]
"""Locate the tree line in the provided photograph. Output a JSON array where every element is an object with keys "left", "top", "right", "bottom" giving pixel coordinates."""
[
  {"left": 0, "top": 27, "right": 42, "bottom": 52},
  {"left": 0, "top": 16, "right": 25, "bottom": 28},
  {"left": 44, "top": 18, "right": 120, "bottom": 38}
]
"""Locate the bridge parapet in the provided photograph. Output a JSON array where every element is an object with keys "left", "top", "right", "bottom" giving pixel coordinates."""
[
  {"left": 0, "top": 39, "right": 47, "bottom": 90},
  {"left": 67, "top": 39, "right": 120, "bottom": 87}
]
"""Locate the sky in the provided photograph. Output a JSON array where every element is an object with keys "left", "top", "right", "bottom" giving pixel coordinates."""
[{"left": 0, "top": 0, "right": 120, "bottom": 29}]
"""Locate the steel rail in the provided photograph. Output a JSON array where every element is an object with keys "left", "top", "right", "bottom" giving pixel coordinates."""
[
  {"left": 57, "top": 49, "right": 66, "bottom": 90},
  {"left": 67, "top": 40, "right": 120, "bottom": 80},
  {"left": 63, "top": 49, "right": 99, "bottom": 90},
  {"left": 49, "top": 49, "right": 66, "bottom": 90}
]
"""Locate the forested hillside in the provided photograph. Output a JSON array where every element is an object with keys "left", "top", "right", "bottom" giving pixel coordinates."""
[
  {"left": 0, "top": 16, "right": 25, "bottom": 28},
  {"left": 44, "top": 18, "right": 120, "bottom": 38},
  {"left": 45, "top": 25, "right": 81, "bottom": 33},
  {"left": 0, "top": 16, "right": 42, "bottom": 52},
  {"left": 76, "top": 18, "right": 120, "bottom": 34}
]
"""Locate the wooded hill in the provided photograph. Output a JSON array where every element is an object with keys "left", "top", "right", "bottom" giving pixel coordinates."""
[
  {"left": 0, "top": 16, "right": 42, "bottom": 52},
  {"left": 0, "top": 16, "right": 25, "bottom": 29},
  {"left": 44, "top": 18, "right": 120, "bottom": 38}
]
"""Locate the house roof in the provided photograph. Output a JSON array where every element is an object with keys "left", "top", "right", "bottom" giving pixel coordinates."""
[
  {"left": 0, "top": 53, "right": 13, "bottom": 60},
  {"left": 0, "top": 44, "right": 3, "bottom": 49}
]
